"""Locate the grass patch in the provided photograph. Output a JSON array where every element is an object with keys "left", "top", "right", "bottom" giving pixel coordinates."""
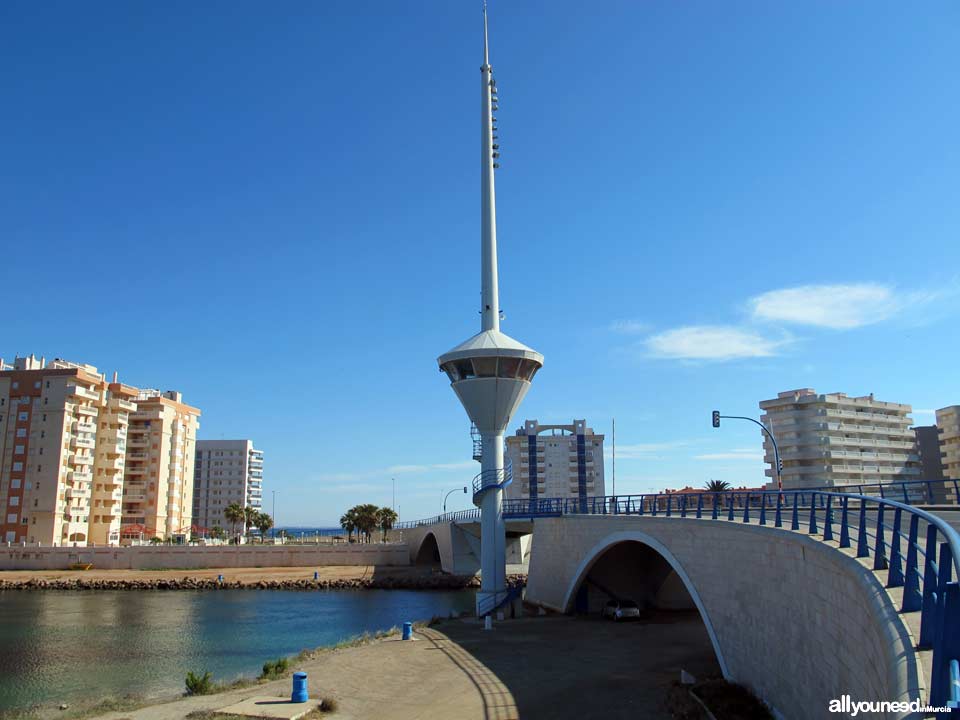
[
  {"left": 185, "top": 671, "right": 215, "bottom": 696},
  {"left": 259, "top": 657, "right": 290, "bottom": 680}
]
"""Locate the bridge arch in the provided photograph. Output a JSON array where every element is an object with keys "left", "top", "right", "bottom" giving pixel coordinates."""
[
  {"left": 414, "top": 531, "right": 442, "bottom": 567},
  {"left": 561, "top": 530, "right": 728, "bottom": 678}
]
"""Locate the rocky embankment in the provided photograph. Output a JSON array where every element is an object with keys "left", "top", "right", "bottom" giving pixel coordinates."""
[{"left": 0, "top": 573, "right": 527, "bottom": 592}]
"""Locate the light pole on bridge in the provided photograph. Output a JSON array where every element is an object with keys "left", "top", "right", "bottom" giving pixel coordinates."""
[{"left": 443, "top": 486, "right": 468, "bottom": 513}]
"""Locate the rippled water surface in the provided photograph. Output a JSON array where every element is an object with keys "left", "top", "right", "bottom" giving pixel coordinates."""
[{"left": 0, "top": 589, "right": 475, "bottom": 711}]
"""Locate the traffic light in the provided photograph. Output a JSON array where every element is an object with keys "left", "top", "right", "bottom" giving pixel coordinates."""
[
  {"left": 712, "top": 411, "right": 720, "bottom": 428},
  {"left": 778, "top": 458, "right": 783, "bottom": 473}
]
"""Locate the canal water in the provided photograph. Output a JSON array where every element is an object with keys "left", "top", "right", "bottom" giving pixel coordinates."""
[{"left": 0, "top": 589, "right": 475, "bottom": 712}]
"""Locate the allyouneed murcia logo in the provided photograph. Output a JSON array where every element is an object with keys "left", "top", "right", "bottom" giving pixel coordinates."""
[{"left": 829, "top": 696, "right": 954, "bottom": 716}]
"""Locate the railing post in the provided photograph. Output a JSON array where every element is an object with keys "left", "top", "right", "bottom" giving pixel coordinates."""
[
  {"left": 887, "top": 508, "right": 904, "bottom": 588},
  {"left": 711, "top": 495, "right": 718, "bottom": 520},
  {"left": 666, "top": 495, "right": 672, "bottom": 517},
  {"left": 759, "top": 494, "right": 766, "bottom": 526},
  {"left": 839, "top": 496, "right": 850, "bottom": 548},
  {"left": 680, "top": 495, "right": 687, "bottom": 518},
  {"left": 808, "top": 493, "right": 818, "bottom": 535},
  {"left": 791, "top": 493, "right": 800, "bottom": 531},
  {"left": 823, "top": 495, "right": 833, "bottom": 542},
  {"left": 901, "top": 484, "right": 909, "bottom": 504},
  {"left": 742, "top": 493, "right": 750, "bottom": 523},
  {"left": 727, "top": 494, "right": 734, "bottom": 522},
  {"left": 857, "top": 502, "right": 869, "bottom": 558},
  {"left": 879, "top": 484, "right": 885, "bottom": 499},
  {"left": 873, "top": 504, "right": 888, "bottom": 571},
  {"left": 931, "top": 576, "right": 959, "bottom": 708},
  {"left": 775, "top": 493, "right": 783, "bottom": 528},
  {"left": 920, "top": 525, "right": 943, "bottom": 649},
  {"left": 696, "top": 494, "right": 703, "bottom": 519},
  {"left": 902, "top": 514, "right": 922, "bottom": 612}
]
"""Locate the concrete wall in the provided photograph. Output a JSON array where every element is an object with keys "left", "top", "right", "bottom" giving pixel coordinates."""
[
  {"left": 400, "top": 521, "right": 533, "bottom": 575},
  {"left": 526, "top": 516, "right": 922, "bottom": 720},
  {"left": 0, "top": 543, "right": 409, "bottom": 570}
]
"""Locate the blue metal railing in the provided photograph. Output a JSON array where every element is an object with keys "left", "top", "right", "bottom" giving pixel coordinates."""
[
  {"left": 477, "top": 583, "right": 523, "bottom": 618},
  {"left": 471, "top": 458, "right": 513, "bottom": 503}
]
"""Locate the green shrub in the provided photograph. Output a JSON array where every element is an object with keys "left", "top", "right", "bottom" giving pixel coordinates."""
[
  {"left": 259, "top": 657, "right": 290, "bottom": 680},
  {"left": 185, "top": 670, "right": 214, "bottom": 696}
]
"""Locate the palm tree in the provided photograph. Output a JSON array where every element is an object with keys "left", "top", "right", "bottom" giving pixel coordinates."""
[
  {"left": 254, "top": 512, "right": 274, "bottom": 542},
  {"left": 354, "top": 504, "right": 380, "bottom": 543},
  {"left": 705, "top": 479, "right": 731, "bottom": 492},
  {"left": 376, "top": 507, "right": 398, "bottom": 543},
  {"left": 210, "top": 526, "right": 226, "bottom": 541},
  {"left": 243, "top": 506, "right": 259, "bottom": 537},
  {"left": 339, "top": 509, "right": 357, "bottom": 542},
  {"left": 224, "top": 503, "right": 245, "bottom": 543}
]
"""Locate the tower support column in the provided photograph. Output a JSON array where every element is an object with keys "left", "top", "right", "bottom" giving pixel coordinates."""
[{"left": 477, "top": 432, "right": 506, "bottom": 615}]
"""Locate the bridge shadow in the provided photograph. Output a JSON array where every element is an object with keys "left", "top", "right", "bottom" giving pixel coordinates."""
[{"left": 417, "top": 610, "right": 720, "bottom": 720}]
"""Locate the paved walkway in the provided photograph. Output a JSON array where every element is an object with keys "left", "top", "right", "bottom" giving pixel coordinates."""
[{"left": 89, "top": 613, "right": 719, "bottom": 720}]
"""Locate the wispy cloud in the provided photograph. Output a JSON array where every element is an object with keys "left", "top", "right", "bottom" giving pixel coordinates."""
[
  {"left": 748, "top": 283, "right": 935, "bottom": 329},
  {"left": 645, "top": 326, "right": 786, "bottom": 361},
  {"left": 604, "top": 440, "right": 690, "bottom": 460},
  {"left": 913, "top": 409, "right": 937, "bottom": 417},
  {"left": 694, "top": 450, "right": 764, "bottom": 461},
  {"left": 608, "top": 319, "right": 650, "bottom": 335},
  {"left": 316, "top": 460, "right": 474, "bottom": 484}
]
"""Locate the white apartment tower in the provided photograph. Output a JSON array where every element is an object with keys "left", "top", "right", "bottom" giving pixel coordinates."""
[
  {"left": 192, "top": 439, "right": 264, "bottom": 531},
  {"left": 504, "top": 420, "right": 604, "bottom": 503},
  {"left": 759, "top": 389, "right": 920, "bottom": 489},
  {"left": 936, "top": 406, "right": 960, "bottom": 480}
]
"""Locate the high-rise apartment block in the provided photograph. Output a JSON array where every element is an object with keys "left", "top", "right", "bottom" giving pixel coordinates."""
[
  {"left": 937, "top": 406, "right": 960, "bottom": 480},
  {"left": 0, "top": 354, "right": 200, "bottom": 545},
  {"left": 504, "top": 420, "right": 604, "bottom": 502},
  {"left": 120, "top": 390, "right": 200, "bottom": 540},
  {"left": 759, "top": 389, "right": 920, "bottom": 489},
  {"left": 192, "top": 440, "right": 264, "bottom": 531}
]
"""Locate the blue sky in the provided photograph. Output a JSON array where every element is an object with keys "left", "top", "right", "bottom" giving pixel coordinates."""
[{"left": 2, "top": 1, "right": 958, "bottom": 525}]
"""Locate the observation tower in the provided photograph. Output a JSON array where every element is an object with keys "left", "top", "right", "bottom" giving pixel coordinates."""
[{"left": 437, "top": 3, "right": 544, "bottom": 618}]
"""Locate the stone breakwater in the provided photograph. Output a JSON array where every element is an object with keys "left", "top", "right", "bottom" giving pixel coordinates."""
[{"left": 0, "top": 574, "right": 527, "bottom": 592}]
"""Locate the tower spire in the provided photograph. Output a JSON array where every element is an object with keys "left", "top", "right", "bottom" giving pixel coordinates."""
[{"left": 480, "top": 0, "right": 499, "bottom": 332}]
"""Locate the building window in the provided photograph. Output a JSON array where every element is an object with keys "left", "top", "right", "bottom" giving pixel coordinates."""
[
  {"left": 10, "top": 497, "right": 19, "bottom": 507},
  {"left": 13, "top": 462, "right": 23, "bottom": 471},
  {"left": 16, "top": 428, "right": 25, "bottom": 438},
  {"left": 12, "top": 479, "right": 21, "bottom": 489},
  {"left": 34, "top": 381, "right": 41, "bottom": 389},
  {"left": 14, "top": 445, "right": 24, "bottom": 455},
  {"left": 18, "top": 412, "right": 28, "bottom": 421}
]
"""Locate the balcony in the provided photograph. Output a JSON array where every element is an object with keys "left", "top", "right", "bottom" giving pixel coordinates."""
[
  {"left": 72, "top": 454, "right": 94, "bottom": 466},
  {"left": 127, "top": 436, "right": 150, "bottom": 448},
  {"left": 76, "top": 405, "right": 98, "bottom": 418},
  {"left": 127, "top": 451, "right": 149, "bottom": 460},
  {"left": 73, "top": 421, "right": 96, "bottom": 433},
  {"left": 124, "top": 494, "right": 147, "bottom": 503},
  {"left": 67, "top": 385, "right": 100, "bottom": 401},
  {"left": 111, "top": 398, "right": 137, "bottom": 412},
  {"left": 69, "top": 470, "right": 93, "bottom": 483},
  {"left": 71, "top": 436, "right": 96, "bottom": 449},
  {"left": 125, "top": 466, "right": 147, "bottom": 476},
  {"left": 65, "top": 486, "right": 91, "bottom": 500}
]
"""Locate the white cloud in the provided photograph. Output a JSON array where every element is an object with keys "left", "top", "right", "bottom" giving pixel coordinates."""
[
  {"left": 316, "top": 460, "right": 474, "bottom": 483},
  {"left": 694, "top": 450, "right": 764, "bottom": 461},
  {"left": 748, "top": 283, "right": 924, "bottom": 329},
  {"left": 604, "top": 441, "right": 690, "bottom": 459},
  {"left": 645, "top": 325, "right": 784, "bottom": 361},
  {"left": 609, "top": 319, "right": 650, "bottom": 335}
]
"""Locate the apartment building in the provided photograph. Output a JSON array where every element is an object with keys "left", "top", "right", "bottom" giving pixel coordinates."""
[
  {"left": 937, "top": 406, "right": 960, "bottom": 480},
  {"left": 192, "top": 439, "right": 264, "bottom": 531},
  {"left": 121, "top": 390, "right": 201, "bottom": 540},
  {"left": 0, "top": 354, "right": 201, "bottom": 545},
  {"left": 759, "top": 389, "right": 920, "bottom": 489},
  {"left": 504, "top": 419, "right": 604, "bottom": 503}
]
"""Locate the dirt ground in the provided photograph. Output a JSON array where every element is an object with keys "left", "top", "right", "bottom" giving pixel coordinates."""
[
  {"left": 0, "top": 565, "right": 429, "bottom": 585},
  {"left": 81, "top": 611, "right": 720, "bottom": 720}
]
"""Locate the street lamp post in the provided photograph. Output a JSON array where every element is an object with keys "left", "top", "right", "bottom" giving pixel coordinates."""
[
  {"left": 443, "top": 486, "right": 468, "bottom": 513},
  {"left": 712, "top": 411, "right": 783, "bottom": 491}
]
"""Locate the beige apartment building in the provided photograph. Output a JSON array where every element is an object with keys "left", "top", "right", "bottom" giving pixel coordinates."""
[
  {"left": 121, "top": 390, "right": 200, "bottom": 541},
  {"left": 504, "top": 419, "right": 605, "bottom": 503},
  {"left": 0, "top": 354, "right": 200, "bottom": 546},
  {"left": 759, "top": 389, "right": 920, "bottom": 489},
  {"left": 937, "top": 406, "right": 960, "bottom": 480},
  {"left": 192, "top": 439, "right": 264, "bottom": 532}
]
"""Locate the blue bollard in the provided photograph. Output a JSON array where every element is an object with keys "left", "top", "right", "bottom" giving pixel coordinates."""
[
  {"left": 402, "top": 621, "right": 413, "bottom": 640},
  {"left": 217, "top": 574, "right": 223, "bottom": 583},
  {"left": 291, "top": 672, "right": 308, "bottom": 703},
  {"left": 313, "top": 571, "right": 319, "bottom": 580}
]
